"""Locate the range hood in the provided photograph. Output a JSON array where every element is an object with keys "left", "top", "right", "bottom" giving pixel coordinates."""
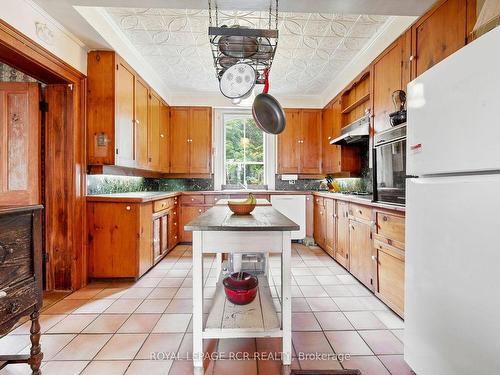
[{"left": 329, "top": 115, "right": 370, "bottom": 146}]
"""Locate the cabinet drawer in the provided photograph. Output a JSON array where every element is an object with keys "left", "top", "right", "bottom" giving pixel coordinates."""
[
  {"left": 376, "top": 212, "right": 405, "bottom": 244},
  {"left": 181, "top": 195, "right": 204, "bottom": 205},
  {"left": 313, "top": 196, "right": 324, "bottom": 206},
  {"left": 0, "top": 281, "right": 36, "bottom": 325},
  {"left": 204, "top": 194, "right": 229, "bottom": 205},
  {"left": 0, "top": 213, "right": 34, "bottom": 290},
  {"left": 349, "top": 203, "right": 372, "bottom": 222},
  {"left": 154, "top": 197, "right": 177, "bottom": 212},
  {"left": 375, "top": 240, "right": 405, "bottom": 316}
]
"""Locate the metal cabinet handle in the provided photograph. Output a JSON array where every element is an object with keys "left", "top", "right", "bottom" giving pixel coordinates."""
[
  {"left": 191, "top": 198, "right": 195, "bottom": 201},
  {"left": 126, "top": 206, "right": 131, "bottom": 211},
  {"left": 409, "top": 55, "right": 415, "bottom": 62},
  {"left": 160, "top": 134, "right": 165, "bottom": 138}
]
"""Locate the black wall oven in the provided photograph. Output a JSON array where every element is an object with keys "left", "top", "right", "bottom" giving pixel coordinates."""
[{"left": 373, "top": 124, "right": 406, "bottom": 205}]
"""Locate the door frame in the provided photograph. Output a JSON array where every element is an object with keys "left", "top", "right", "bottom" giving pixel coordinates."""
[{"left": 0, "top": 19, "right": 87, "bottom": 291}]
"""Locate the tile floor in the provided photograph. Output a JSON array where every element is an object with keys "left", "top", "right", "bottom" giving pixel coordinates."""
[{"left": 0, "top": 244, "right": 413, "bottom": 375}]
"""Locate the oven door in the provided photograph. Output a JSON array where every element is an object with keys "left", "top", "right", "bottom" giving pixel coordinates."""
[{"left": 374, "top": 138, "right": 406, "bottom": 205}]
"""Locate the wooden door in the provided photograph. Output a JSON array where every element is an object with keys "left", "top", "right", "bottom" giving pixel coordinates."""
[
  {"left": 148, "top": 92, "right": 161, "bottom": 171},
  {"left": 180, "top": 206, "right": 205, "bottom": 242},
  {"left": 0, "top": 83, "right": 40, "bottom": 205},
  {"left": 189, "top": 107, "right": 212, "bottom": 174},
  {"left": 349, "top": 219, "right": 373, "bottom": 288},
  {"left": 277, "top": 109, "right": 301, "bottom": 173},
  {"left": 412, "top": 0, "right": 467, "bottom": 78},
  {"left": 372, "top": 38, "right": 405, "bottom": 134},
  {"left": 375, "top": 240, "right": 405, "bottom": 316},
  {"left": 115, "top": 61, "right": 136, "bottom": 167},
  {"left": 322, "top": 100, "right": 342, "bottom": 174},
  {"left": 335, "top": 201, "right": 350, "bottom": 269},
  {"left": 170, "top": 107, "right": 190, "bottom": 173},
  {"left": 300, "top": 109, "right": 322, "bottom": 174},
  {"left": 135, "top": 79, "right": 149, "bottom": 169},
  {"left": 313, "top": 199, "right": 325, "bottom": 248},
  {"left": 159, "top": 102, "right": 170, "bottom": 173},
  {"left": 324, "top": 198, "right": 335, "bottom": 258}
]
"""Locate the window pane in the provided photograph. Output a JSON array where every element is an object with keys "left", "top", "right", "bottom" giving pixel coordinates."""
[
  {"left": 245, "top": 118, "right": 264, "bottom": 162},
  {"left": 225, "top": 163, "right": 244, "bottom": 185},
  {"left": 245, "top": 164, "right": 264, "bottom": 185},
  {"left": 225, "top": 119, "right": 244, "bottom": 162}
]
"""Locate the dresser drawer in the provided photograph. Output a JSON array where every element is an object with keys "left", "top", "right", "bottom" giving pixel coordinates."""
[
  {"left": 0, "top": 280, "right": 36, "bottom": 326},
  {"left": 153, "top": 197, "right": 177, "bottom": 212},
  {"left": 181, "top": 195, "right": 204, "bottom": 205},
  {"left": 0, "top": 213, "right": 34, "bottom": 290},
  {"left": 376, "top": 212, "right": 405, "bottom": 244},
  {"left": 348, "top": 203, "right": 372, "bottom": 222}
]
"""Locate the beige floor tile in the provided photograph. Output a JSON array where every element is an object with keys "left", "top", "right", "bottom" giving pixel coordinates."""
[
  {"left": 166, "top": 269, "right": 189, "bottom": 278},
  {"left": 306, "top": 297, "right": 339, "bottom": 312},
  {"left": 47, "top": 314, "right": 98, "bottom": 333},
  {"left": 54, "top": 334, "right": 112, "bottom": 360},
  {"left": 299, "top": 358, "right": 343, "bottom": 370},
  {"left": 292, "top": 298, "right": 312, "bottom": 312},
  {"left": 135, "top": 299, "right": 171, "bottom": 314},
  {"left": 65, "top": 288, "right": 104, "bottom": 300},
  {"left": 125, "top": 360, "right": 173, "bottom": 375},
  {"left": 118, "top": 314, "right": 161, "bottom": 333},
  {"left": 391, "top": 329, "right": 404, "bottom": 343},
  {"left": 41, "top": 361, "right": 89, "bottom": 375},
  {"left": 292, "top": 312, "right": 322, "bottom": 331},
  {"left": 168, "top": 360, "right": 195, "bottom": 375},
  {"left": 104, "top": 299, "right": 143, "bottom": 314},
  {"left": 95, "top": 333, "right": 148, "bottom": 360},
  {"left": 299, "top": 285, "right": 328, "bottom": 298},
  {"left": 358, "top": 330, "right": 404, "bottom": 355},
  {"left": 217, "top": 338, "right": 256, "bottom": 358},
  {"left": 0, "top": 362, "right": 33, "bottom": 375},
  {"left": 325, "top": 331, "right": 373, "bottom": 356},
  {"left": 20, "top": 334, "right": 76, "bottom": 360},
  {"left": 147, "top": 287, "right": 179, "bottom": 299},
  {"left": 42, "top": 299, "right": 88, "bottom": 315},
  {"left": 177, "top": 333, "right": 218, "bottom": 360},
  {"left": 343, "top": 355, "right": 391, "bottom": 375},
  {"left": 119, "top": 287, "right": 153, "bottom": 299},
  {"left": 10, "top": 314, "right": 67, "bottom": 335},
  {"left": 337, "top": 274, "right": 359, "bottom": 285},
  {"left": 359, "top": 296, "right": 389, "bottom": 311},
  {"left": 378, "top": 354, "right": 415, "bottom": 375},
  {"left": 0, "top": 335, "right": 31, "bottom": 355},
  {"left": 158, "top": 278, "right": 184, "bottom": 287},
  {"left": 92, "top": 288, "right": 127, "bottom": 300},
  {"left": 315, "top": 275, "right": 342, "bottom": 285},
  {"left": 72, "top": 299, "right": 115, "bottom": 314},
  {"left": 291, "top": 268, "right": 313, "bottom": 276},
  {"left": 165, "top": 298, "right": 192, "bottom": 313},
  {"left": 373, "top": 310, "right": 405, "bottom": 329},
  {"left": 152, "top": 314, "right": 191, "bottom": 333},
  {"left": 324, "top": 285, "right": 354, "bottom": 298},
  {"left": 292, "top": 332, "right": 333, "bottom": 355},
  {"left": 135, "top": 333, "right": 184, "bottom": 359},
  {"left": 314, "top": 312, "right": 355, "bottom": 331},
  {"left": 332, "top": 296, "right": 368, "bottom": 311},
  {"left": 80, "top": 360, "right": 130, "bottom": 375},
  {"left": 83, "top": 314, "right": 129, "bottom": 334},
  {"left": 132, "top": 278, "right": 163, "bottom": 288},
  {"left": 293, "top": 276, "right": 319, "bottom": 286},
  {"left": 174, "top": 287, "right": 193, "bottom": 299},
  {"left": 212, "top": 359, "right": 257, "bottom": 375},
  {"left": 344, "top": 311, "right": 387, "bottom": 330}
]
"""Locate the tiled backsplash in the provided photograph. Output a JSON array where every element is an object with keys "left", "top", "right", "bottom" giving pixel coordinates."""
[{"left": 157, "top": 178, "right": 214, "bottom": 191}]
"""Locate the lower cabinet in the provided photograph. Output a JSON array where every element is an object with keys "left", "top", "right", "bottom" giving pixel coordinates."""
[
  {"left": 335, "top": 201, "right": 350, "bottom": 269},
  {"left": 348, "top": 219, "right": 373, "bottom": 289},
  {"left": 152, "top": 209, "right": 169, "bottom": 265},
  {"left": 324, "top": 198, "right": 336, "bottom": 258},
  {"left": 180, "top": 205, "right": 206, "bottom": 242},
  {"left": 313, "top": 197, "right": 326, "bottom": 249}
]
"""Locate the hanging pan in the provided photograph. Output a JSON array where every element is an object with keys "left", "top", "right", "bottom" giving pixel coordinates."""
[{"left": 252, "top": 69, "right": 286, "bottom": 135}]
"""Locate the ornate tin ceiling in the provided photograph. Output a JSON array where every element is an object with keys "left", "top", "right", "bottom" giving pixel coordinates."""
[{"left": 105, "top": 8, "right": 388, "bottom": 96}]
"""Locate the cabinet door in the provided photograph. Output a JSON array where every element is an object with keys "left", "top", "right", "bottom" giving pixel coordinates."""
[
  {"left": 300, "top": 109, "right": 322, "bottom": 174},
  {"left": 349, "top": 219, "right": 373, "bottom": 289},
  {"left": 148, "top": 92, "right": 161, "bottom": 171},
  {"left": 168, "top": 207, "right": 179, "bottom": 250},
  {"left": 135, "top": 79, "right": 149, "bottom": 169},
  {"left": 277, "top": 109, "right": 301, "bottom": 173},
  {"left": 189, "top": 107, "right": 212, "bottom": 174},
  {"left": 160, "top": 213, "right": 169, "bottom": 255},
  {"left": 374, "top": 240, "right": 405, "bottom": 316},
  {"left": 335, "top": 201, "right": 350, "bottom": 269},
  {"left": 0, "top": 83, "right": 40, "bottom": 205},
  {"left": 159, "top": 102, "right": 170, "bottom": 173},
  {"left": 324, "top": 198, "right": 336, "bottom": 258},
  {"left": 138, "top": 203, "right": 153, "bottom": 276},
  {"left": 321, "top": 101, "right": 342, "bottom": 174},
  {"left": 170, "top": 107, "right": 190, "bottom": 173},
  {"left": 115, "top": 61, "right": 136, "bottom": 167},
  {"left": 180, "top": 206, "right": 205, "bottom": 242},
  {"left": 313, "top": 201, "right": 325, "bottom": 248},
  {"left": 412, "top": 0, "right": 467, "bottom": 78},
  {"left": 372, "top": 38, "right": 405, "bottom": 134}
]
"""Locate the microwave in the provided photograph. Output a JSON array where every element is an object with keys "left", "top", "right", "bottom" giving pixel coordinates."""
[{"left": 373, "top": 124, "right": 407, "bottom": 205}]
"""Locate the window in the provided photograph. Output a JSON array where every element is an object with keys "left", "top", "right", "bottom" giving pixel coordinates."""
[{"left": 224, "top": 114, "right": 265, "bottom": 188}]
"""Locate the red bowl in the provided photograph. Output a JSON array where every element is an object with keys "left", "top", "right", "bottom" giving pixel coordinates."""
[{"left": 223, "top": 272, "right": 258, "bottom": 305}]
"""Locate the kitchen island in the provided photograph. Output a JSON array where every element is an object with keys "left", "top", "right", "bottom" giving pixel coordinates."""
[{"left": 185, "top": 204, "right": 299, "bottom": 375}]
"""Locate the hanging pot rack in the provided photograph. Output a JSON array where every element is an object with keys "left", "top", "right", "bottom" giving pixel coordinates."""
[{"left": 208, "top": 0, "right": 279, "bottom": 85}]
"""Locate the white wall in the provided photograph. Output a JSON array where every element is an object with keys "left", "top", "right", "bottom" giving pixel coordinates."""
[{"left": 0, "top": 0, "right": 87, "bottom": 74}]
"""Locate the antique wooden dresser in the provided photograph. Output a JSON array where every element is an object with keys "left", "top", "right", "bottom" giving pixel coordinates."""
[{"left": 0, "top": 205, "right": 43, "bottom": 374}]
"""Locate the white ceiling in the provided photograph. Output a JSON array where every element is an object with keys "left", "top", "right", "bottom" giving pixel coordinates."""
[{"left": 105, "top": 8, "right": 389, "bottom": 96}]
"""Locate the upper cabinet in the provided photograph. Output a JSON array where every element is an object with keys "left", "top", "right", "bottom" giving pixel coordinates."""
[
  {"left": 340, "top": 71, "right": 371, "bottom": 128},
  {"left": 87, "top": 51, "right": 169, "bottom": 174},
  {"left": 169, "top": 106, "right": 212, "bottom": 175},
  {"left": 411, "top": 0, "right": 469, "bottom": 79},
  {"left": 372, "top": 32, "right": 411, "bottom": 134},
  {"left": 277, "top": 109, "right": 322, "bottom": 175}
]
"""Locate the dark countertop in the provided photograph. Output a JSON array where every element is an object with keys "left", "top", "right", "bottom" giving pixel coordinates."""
[
  {"left": 312, "top": 191, "right": 405, "bottom": 212},
  {"left": 184, "top": 205, "right": 300, "bottom": 232},
  {"left": 86, "top": 191, "right": 180, "bottom": 203}
]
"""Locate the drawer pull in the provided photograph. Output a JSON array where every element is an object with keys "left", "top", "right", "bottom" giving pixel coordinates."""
[
  {"left": 126, "top": 206, "right": 131, "bottom": 211},
  {"left": 358, "top": 209, "right": 362, "bottom": 214},
  {"left": 198, "top": 209, "right": 202, "bottom": 213},
  {"left": 0, "top": 290, "right": 6, "bottom": 299},
  {"left": 8, "top": 300, "right": 21, "bottom": 314},
  {"left": 372, "top": 255, "right": 378, "bottom": 261}
]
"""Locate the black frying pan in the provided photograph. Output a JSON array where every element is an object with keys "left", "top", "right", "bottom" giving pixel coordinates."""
[{"left": 252, "top": 69, "right": 286, "bottom": 135}]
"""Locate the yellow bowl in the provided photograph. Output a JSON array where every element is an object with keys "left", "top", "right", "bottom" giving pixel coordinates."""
[{"left": 227, "top": 203, "right": 256, "bottom": 215}]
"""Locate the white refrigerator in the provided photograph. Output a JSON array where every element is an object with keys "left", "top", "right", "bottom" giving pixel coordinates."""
[{"left": 405, "top": 27, "right": 500, "bottom": 374}]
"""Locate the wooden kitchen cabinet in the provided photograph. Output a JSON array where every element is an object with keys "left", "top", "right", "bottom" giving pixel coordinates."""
[
  {"left": 278, "top": 109, "right": 322, "bottom": 174},
  {"left": 180, "top": 205, "right": 206, "bottom": 242},
  {"left": 313, "top": 197, "right": 326, "bottom": 249},
  {"left": 152, "top": 209, "right": 169, "bottom": 265},
  {"left": 135, "top": 78, "right": 149, "bottom": 170},
  {"left": 159, "top": 102, "right": 170, "bottom": 173},
  {"left": 324, "top": 198, "right": 336, "bottom": 258},
  {"left": 321, "top": 99, "right": 361, "bottom": 175},
  {"left": 148, "top": 92, "right": 162, "bottom": 171},
  {"left": 170, "top": 107, "right": 212, "bottom": 175},
  {"left": 349, "top": 218, "right": 373, "bottom": 289},
  {"left": 411, "top": 0, "right": 469, "bottom": 79},
  {"left": 115, "top": 60, "right": 136, "bottom": 168},
  {"left": 335, "top": 201, "right": 350, "bottom": 269},
  {"left": 372, "top": 32, "right": 411, "bottom": 133}
]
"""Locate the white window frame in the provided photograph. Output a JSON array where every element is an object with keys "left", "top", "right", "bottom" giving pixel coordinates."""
[{"left": 214, "top": 108, "right": 276, "bottom": 190}]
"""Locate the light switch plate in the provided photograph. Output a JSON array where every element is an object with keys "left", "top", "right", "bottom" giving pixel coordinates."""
[{"left": 281, "top": 174, "right": 298, "bottom": 181}]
